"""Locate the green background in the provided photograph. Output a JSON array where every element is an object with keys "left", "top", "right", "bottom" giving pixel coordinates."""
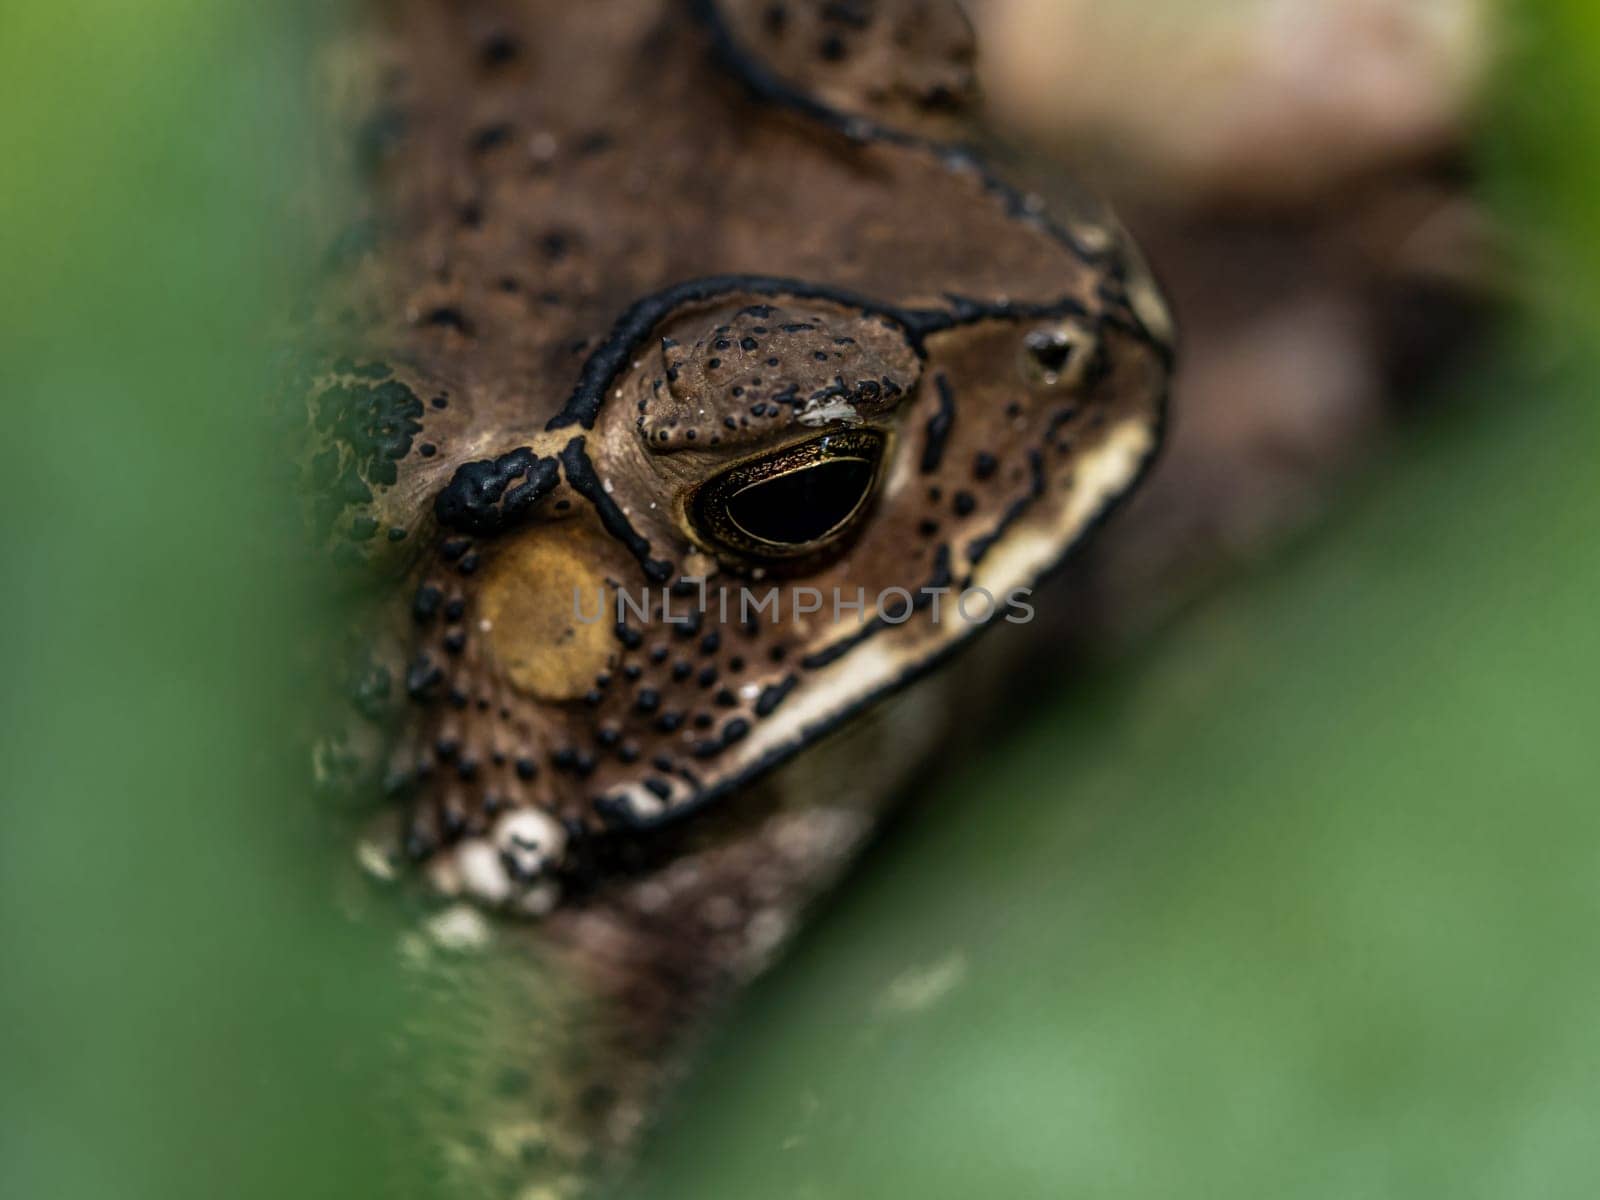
[{"left": 2, "top": 2, "right": 1595, "bottom": 1197}]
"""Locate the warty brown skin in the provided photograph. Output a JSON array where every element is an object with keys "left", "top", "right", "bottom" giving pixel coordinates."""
[{"left": 302, "top": 1, "right": 1171, "bottom": 1191}]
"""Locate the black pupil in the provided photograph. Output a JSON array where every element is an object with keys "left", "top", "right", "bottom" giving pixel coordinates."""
[{"left": 727, "top": 458, "right": 875, "bottom": 546}]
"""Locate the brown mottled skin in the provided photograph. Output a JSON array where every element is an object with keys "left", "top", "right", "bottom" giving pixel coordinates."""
[{"left": 303, "top": 0, "right": 1170, "bottom": 1192}]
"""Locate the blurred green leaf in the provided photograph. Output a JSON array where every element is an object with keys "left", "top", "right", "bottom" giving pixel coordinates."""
[{"left": 0, "top": 4, "right": 403, "bottom": 1198}]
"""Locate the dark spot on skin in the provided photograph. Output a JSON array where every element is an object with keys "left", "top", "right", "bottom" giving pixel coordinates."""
[
  {"left": 515, "top": 758, "right": 538, "bottom": 781},
  {"left": 405, "top": 655, "right": 445, "bottom": 702},
  {"left": 423, "top": 307, "right": 474, "bottom": 335},
  {"left": 755, "top": 675, "right": 798, "bottom": 717},
  {"left": 541, "top": 231, "right": 573, "bottom": 262},
  {"left": 635, "top": 689, "right": 661, "bottom": 714},
  {"left": 920, "top": 373, "right": 956, "bottom": 473},
  {"left": 1046, "top": 406, "right": 1079, "bottom": 446},
  {"left": 480, "top": 33, "right": 520, "bottom": 69},
  {"left": 471, "top": 123, "right": 513, "bottom": 154},
  {"left": 974, "top": 452, "right": 999, "bottom": 481},
  {"left": 966, "top": 451, "right": 1048, "bottom": 566},
  {"left": 435, "top": 448, "right": 560, "bottom": 536},
  {"left": 953, "top": 492, "right": 976, "bottom": 517},
  {"left": 309, "top": 377, "right": 424, "bottom": 538}
]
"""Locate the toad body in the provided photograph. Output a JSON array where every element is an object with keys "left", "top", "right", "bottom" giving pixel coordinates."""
[{"left": 302, "top": 0, "right": 1172, "bottom": 1185}]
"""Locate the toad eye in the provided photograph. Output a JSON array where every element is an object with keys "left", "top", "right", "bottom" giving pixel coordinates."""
[{"left": 688, "top": 429, "right": 886, "bottom": 564}]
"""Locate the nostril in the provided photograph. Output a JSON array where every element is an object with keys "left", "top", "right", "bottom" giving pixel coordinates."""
[
  {"left": 1024, "top": 329, "right": 1075, "bottom": 376},
  {"left": 1024, "top": 334, "right": 1075, "bottom": 376},
  {"left": 1021, "top": 321, "right": 1098, "bottom": 388}
]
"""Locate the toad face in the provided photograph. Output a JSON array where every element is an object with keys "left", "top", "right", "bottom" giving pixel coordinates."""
[{"left": 303, "top": 0, "right": 1173, "bottom": 912}]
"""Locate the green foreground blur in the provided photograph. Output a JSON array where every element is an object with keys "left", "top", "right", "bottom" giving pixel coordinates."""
[{"left": 2, "top": 3, "right": 1596, "bottom": 1198}]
